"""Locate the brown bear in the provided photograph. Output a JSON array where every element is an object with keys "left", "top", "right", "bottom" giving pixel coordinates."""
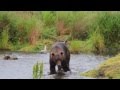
[{"left": 49, "top": 40, "right": 70, "bottom": 74}]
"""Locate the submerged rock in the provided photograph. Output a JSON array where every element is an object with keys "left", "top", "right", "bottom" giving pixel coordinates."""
[
  {"left": 4, "top": 55, "right": 18, "bottom": 60},
  {"left": 4, "top": 56, "right": 11, "bottom": 60}
]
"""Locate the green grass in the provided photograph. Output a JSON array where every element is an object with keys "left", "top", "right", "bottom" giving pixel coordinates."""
[
  {"left": 82, "top": 54, "right": 120, "bottom": 79},
  {"left": 19, "top": 43, "right": 43, "bottom": 52},
  {"left": 81, "top": 70, "right": 99, "bottom": 78},
  {"left": 0, "top": 11, "right": 119, "bottom": 55},
  {"left": 0, "top": 26, "right": 10, "bottom": 49},
  {"left": 18, "top": 39, "right": 53, "bottom": 52},
  {"left": 33, "top": 61, "right": 44, "bottom": 79},
  {"left": 69, "top": 40, "right": 82, "bottom": 54},
  {"left": 69, "top": 40, "right": 92, "bottom": 54},
  {"left": 89, "top": 28, "right": 105, "bottom": 54},
  {"left": 69, "top": 31, "right": 105, "bottom": 54}
]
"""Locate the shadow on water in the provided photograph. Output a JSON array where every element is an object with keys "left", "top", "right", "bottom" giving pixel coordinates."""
[
  {"left": 47, "top": 71, "right": 71, "bottom": 79},
  {"left": 53, "top": 73, "right": 65, "bottom": 79}
]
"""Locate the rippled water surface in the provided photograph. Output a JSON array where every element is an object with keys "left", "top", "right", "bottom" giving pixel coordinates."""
[{"left": 0, "top": 52, "right": 109, "bottom": 79}]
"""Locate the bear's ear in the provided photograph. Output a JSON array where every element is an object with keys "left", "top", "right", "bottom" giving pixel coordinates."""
[{"left": 64, "top": 40, "right": 70, "bottom": 47}]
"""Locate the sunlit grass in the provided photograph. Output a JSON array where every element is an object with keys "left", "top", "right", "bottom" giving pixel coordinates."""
[{"left": 82, "top": 54, "right": 120, "bottom": 79}]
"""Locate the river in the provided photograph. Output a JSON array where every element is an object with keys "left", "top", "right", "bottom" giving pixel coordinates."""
[{"left": 0, "top": 52, "right": 109, "bottom": 79}]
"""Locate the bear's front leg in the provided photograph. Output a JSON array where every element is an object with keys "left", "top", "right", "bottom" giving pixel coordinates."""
[
  {"left": 62, "top": 61, "right": 70, "bottom": 72},
  {"left": 50, "top": 61, "right": 56, "bottom": 75}
]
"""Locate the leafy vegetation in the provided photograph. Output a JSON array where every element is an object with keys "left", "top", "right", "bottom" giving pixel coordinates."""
[{"left": 0, "top": 11, "right": 119, "bottom": 55}]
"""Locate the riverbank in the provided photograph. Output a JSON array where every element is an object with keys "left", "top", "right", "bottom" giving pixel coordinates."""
[
  {"left": 0, "top": 12, "right": 119, "bottom": 55},
  {"left": 81, "top": 53, "right": 120, "bottom": 79},
  {"left": 1, "top": 39, "right": 118, "bottom": 56}
]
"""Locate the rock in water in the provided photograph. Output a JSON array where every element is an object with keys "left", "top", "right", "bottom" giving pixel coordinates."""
[
  {"left": 4, "top": 56, "right": 11, "bottom": 60},
  {"left": 4, "top": 55, "right": 18, "bottom": 60}
]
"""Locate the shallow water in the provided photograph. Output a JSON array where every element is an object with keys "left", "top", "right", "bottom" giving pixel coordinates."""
[{"left": 0, "top": 52, "right": 109, "bottom": 79}]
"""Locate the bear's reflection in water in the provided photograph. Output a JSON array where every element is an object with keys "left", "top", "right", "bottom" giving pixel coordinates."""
[
  {"left": 52, "top": 71, "right": 71, "bottom": 79},
  {"left": 53, "top": 72, "right": 65, "bottom": 79}
]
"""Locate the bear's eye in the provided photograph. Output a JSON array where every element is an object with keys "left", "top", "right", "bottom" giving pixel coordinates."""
[
  {"left": 51, "top": 53, "right": 55, "bottom": 56},
  {"left": 60, "top": 52, "right": 63, "bottom": 55}
]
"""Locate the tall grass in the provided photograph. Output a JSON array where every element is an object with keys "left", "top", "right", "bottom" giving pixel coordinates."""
[
  {"left": 0, "top": 26, "right": 10, "bottom": 49},
  {"left": 70, "top": 40, "right": 82, "bottom": 54},
  {"left": 89, "top": 27, "right": 105, "bottom": 54},
  {"left": 41, "top": 27, "right": 57, "bottom": 39},
  {"left": 41, "top": 11, "right": 56, "bottom": 27},
  {"left": 89, "top": 12, "right": 120, "bottom": 55},
  {"left": 0, "top": 11, "right": 119, "bottom": 54},
  {"left": 33, "top": 61, "right": 44, "bottom": 79}
]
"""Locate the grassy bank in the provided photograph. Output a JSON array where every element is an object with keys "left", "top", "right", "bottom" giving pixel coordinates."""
[
  {"left": 0, "top": 11, "right": 119, "bottom": 55},
  {"left": 81, "top": 54, "right": 120, "bottom": 79}
]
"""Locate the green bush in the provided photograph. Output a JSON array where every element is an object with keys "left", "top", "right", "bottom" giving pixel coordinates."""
[
  {"left": 41, "top": 27, "right": 57, "bottom": 39},
  {"left": 89, "top": 27, "right": 105, "bottom": 54},
  {"left": 98, "top": 13, "right": 120, "bottom": 43},
  {"left": 0, "top": 26, "right": 10, "bottom": 49},
  {"left": 41, "top": 11, "right": 56, "bottom": 27},
  {"left": 0, "top": 11, "right": 119, "bottom": 54},
  {"left": 69, "top": 40, "right": 82, "bottom": 54}
]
